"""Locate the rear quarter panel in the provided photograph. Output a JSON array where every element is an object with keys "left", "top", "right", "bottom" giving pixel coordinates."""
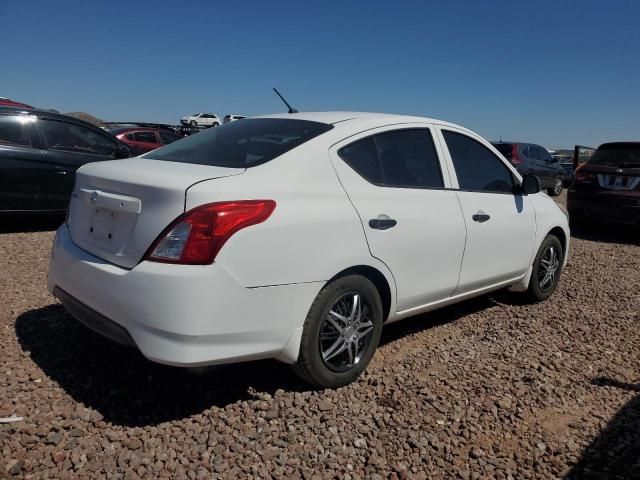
[{"left": 184, "top": 138, "right": 397, "bottom": 292}]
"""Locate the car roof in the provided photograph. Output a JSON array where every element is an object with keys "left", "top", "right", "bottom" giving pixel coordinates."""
[
  {"left": 598, "top": 141, "right": 640, "bottom": 148},
  {"left": 110, "top": 127, "right": 160, "bottom": 135},
  {"left": 253, "top": 111, "right": 465, "bottom": 128},
  {"left": 0, "top": 106, "right": 108, "bottom": 131}
]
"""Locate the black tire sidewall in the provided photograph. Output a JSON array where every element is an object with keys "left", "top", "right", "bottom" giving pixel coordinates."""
[
  {"left": 528, "top": 235, "right": 563, "bottom": 301},
  {"left": 296, "top": 275, "right": 383, "bottom": 388}
]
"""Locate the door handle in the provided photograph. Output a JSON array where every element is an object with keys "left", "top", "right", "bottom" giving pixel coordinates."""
[
  {"left": 368, "top": 217, "right": 397, "bottom": 230},
  {"left": 54, "top": 170, "right": 69, "bottom": 175},
  {"left": 472, "top": 212, "right": 491, "bottom": 223}
]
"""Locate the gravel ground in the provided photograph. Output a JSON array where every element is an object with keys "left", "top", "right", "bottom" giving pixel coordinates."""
[{"left": 1, "top": 197, "right": 639, "bottom": 479}]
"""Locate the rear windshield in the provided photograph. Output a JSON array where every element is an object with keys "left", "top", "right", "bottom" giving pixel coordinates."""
[
  {"left": 145, "top": 118, "right": 333, "bottom": 168},
  {"left": 588, "top": 143, "right": 640, "bottom": 168},
  {"left": 491, "top": 143, "right": 514, "bottom": 159}
]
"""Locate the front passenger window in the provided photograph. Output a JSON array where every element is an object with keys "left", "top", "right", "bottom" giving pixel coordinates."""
[{"left": 443, "top": 131, "right": 515, "bottom": 193}]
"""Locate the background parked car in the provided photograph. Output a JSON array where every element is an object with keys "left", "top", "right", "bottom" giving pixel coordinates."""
[
  {"left": 551, "top": 154, "right": 574, "bottom": 186},
  {"left": 180, "top": 113, "right": 221, "bottom": 128},
  {"left": 0, "top": 106, "right": 131, "bottom": 213},
  {"left": 567, "top": 142, "right": 640, "bottom": 226},
  {"left": 223, "top": 114, "right": 247, "bottom": 124},
  {"left": 491, "top": 141, "right": 565, "bottom": 196},
  {"left": 110, "top": 127, "right": 181, "bottom": 155},
  {"left": 0, "top": 97, "right": 33, "bottom": 109}
]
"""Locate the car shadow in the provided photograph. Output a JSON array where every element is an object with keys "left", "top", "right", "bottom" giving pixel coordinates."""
[
  {"left": 378, "top": 294, "right": 497, "bottom": 347},
  {"left": 0, "top": 214, "right": 64, "bottom": 233},
  {"left": 565, "top": 377, "right": 640, "bottom": 479},
  {"left": 570, "top": 221, "right": 640, "bottom": 246},
  {"left": 16, "top": 294, "right": 500, "bottom": 427},
  {"left": 15, "top": 305, "right": 311, "bottom": 427}
]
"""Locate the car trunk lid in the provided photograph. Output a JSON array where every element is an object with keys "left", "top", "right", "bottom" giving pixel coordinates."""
[{"left": 68, "top": 158, "right": 244, "bottom": 269}]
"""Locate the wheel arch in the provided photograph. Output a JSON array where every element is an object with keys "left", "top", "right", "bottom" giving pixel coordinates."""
[
  {"left": 548, "top": 226, "right": 567, "bottom": 257},
  {"left": 327, "top": 265, "right": 393, "bottom": 323}
]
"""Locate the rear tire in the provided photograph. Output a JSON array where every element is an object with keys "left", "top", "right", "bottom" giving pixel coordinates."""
[
  {"left": 293, "top": 275, "right": 383, "bottom": 388},
  {"left": 525, "top": 234, "right": 563, "bottom": 302},
  {"left": 547, "top": 177, "right": 563, "bottom": 196}
]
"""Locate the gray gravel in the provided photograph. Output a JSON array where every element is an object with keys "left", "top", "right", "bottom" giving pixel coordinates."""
[{"left": 1, "top": 199, "right": 639, "bottom": 479}]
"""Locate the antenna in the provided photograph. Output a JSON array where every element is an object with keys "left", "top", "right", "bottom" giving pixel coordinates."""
[{"left": 273, "top": 88, "right": 298, "bottom": 113}]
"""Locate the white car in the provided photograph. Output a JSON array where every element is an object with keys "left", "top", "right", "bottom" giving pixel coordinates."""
[
  {"left": 223, "top": 114, "right": 247, "bottom": 124},
  {"left": 48, "top": 112, "right": 569, "bottom": 387},
  {"left": 180, "top": 113, "right": 221, "bottom": 127}
]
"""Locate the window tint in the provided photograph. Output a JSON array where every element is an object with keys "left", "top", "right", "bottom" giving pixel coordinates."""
[
  {"left": 526, "top": 146, "right": 540, "bottom": 160},
  {"left": 0, "top": 115, "right": 32, "bottom": 147},
  {"left": 492, "top": 143, "right": 513, "bottom": 160},
  {"left": 158, "top": 130, "right": 181, "bottom": 145},
  {"left": 339, "top": 129, "right": 444, "bottom": 188},
  {"left": 443, "top": 131, "right": 515, "bottom": 193},
  {"left": 339, "top": 136, "right": 382, "bottom": 184},
  {"left": 40, "top": 119, "right": 118, "bottom": 157},
  {"left": 133, "top": 131, "right": 158, "bottom": 143},
  {"left": 146, "top": 118, "right": 333, "bottom": 168},
  {"left": 588, "top": 143, "right": 640, "bottom": 167},
  {"left": 537, "top": 146, "right": 551, "bottom": 162}
]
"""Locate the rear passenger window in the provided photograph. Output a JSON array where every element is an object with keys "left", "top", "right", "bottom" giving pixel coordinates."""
[
  {"left": 40, "top": 119, "right": 118, "bottom": 157},
  {"left": 133, "top": 132, "right": 157, "bottom": 143},
  {"left": 339, "top": 129, "right": 444, "bottom": 189},
  {"left": 0, "top": 115, "right": 32, "bottom": 147},
  {"left": 338, "top": 137, "right": 383, "bottom": 184},
  {"left": 443, "top": 131, "right": 515, "bottom": 193}
]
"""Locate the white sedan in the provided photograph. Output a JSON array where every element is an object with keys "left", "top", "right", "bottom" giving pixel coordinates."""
[{"left": 48, "top": 112, "right": 569, "bottom": 387}]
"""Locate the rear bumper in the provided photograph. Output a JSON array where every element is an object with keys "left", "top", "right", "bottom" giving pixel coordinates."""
[
  {"left": 567, "top": 190, "right": 640, "bottom": 225},
  {"left": 48, "top": 226, "right": 321, "bottom": 366}
]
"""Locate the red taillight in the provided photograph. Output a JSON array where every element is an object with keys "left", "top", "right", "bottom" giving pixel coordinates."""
[
  {"left": 573, "top": 165, "right": 596, "bottom": 184},
  {"left": 145, "top": 200, "right": 276, "bottom": 265},
  {"left": 511, "top": 145, "right": 522, "bottom": 165}
]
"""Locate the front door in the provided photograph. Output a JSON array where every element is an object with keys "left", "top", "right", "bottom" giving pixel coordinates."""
[
  {"left": 438, "top": 128, "right": 536, "bottom": 294},
  {"left": 330, "top": 125, "right": 466, "bottom": 312}
]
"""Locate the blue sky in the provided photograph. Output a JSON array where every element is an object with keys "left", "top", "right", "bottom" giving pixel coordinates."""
[{"left": 1, "top": 0, "right": 638, "bottom": 148}]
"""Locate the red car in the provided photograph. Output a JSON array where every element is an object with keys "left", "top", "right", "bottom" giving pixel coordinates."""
[
  {"left": 0, "top": 97, "right": 33, "bottom": 109},
  {"left": 109, "top": 127, "right": 181, "bottom": 155}
]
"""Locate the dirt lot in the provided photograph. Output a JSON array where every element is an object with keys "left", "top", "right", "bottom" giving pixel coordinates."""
[{"left": 1, "top": 197, "right": 639, "bottom": 479}]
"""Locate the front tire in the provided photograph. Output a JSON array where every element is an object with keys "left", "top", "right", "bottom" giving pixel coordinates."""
[
  {"left": 547, "top": 177, "right": 563, "bottom": 196},
  {"left": 526, "top": 234, "right": 563, "bottom": 302},
  {"left": 293, "top": 275, "right": 383, "bottom": 388}
]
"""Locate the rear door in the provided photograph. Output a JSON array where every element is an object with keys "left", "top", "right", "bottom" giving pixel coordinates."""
[
  {"left": 330, "top": 125, "right": 466, "bottom": 312},
  {"left": 37, "top": 117, "right": 121, "bottom": 210},
  {"left": 0, "top": 114, "right": 47, "bottom": 211},
  {"left": 132, "top": 131, "right": 160, "bottom": 153},
  {"left": 437, "top": 128, "right": 536, "bottom": 294}
]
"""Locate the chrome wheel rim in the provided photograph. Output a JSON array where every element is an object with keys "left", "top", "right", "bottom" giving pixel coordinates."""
[
  {"left": 319, "top": 293, "right": 374, "bottom": 372},
  {"left": 554, "top": 178, "right": 562, "bottom": 195},
  {"left": 538, "top": 245, "right": 560, "bottom": 291}
]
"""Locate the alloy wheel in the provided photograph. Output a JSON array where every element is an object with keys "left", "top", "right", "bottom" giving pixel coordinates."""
[
  {"left": 319, "top": 293, "right": 375, "bottom": 372},
  {"left": 554, "top": 178, "right": 562, "bottom": 195},
  {"left": 538, "top": 245, "right": 560, "bottom": 291}
]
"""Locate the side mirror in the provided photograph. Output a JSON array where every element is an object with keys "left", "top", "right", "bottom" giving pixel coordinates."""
[{"left": 522, "top": 174, "right": 541, "bottom": 194}]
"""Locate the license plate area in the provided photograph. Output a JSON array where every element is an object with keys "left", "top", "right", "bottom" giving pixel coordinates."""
[
  {"left": 90, "top": 207, "right": 118, "bottom": 243},
  {"left": 599, "top": 174, "right": 640, "bottom": 190}
]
